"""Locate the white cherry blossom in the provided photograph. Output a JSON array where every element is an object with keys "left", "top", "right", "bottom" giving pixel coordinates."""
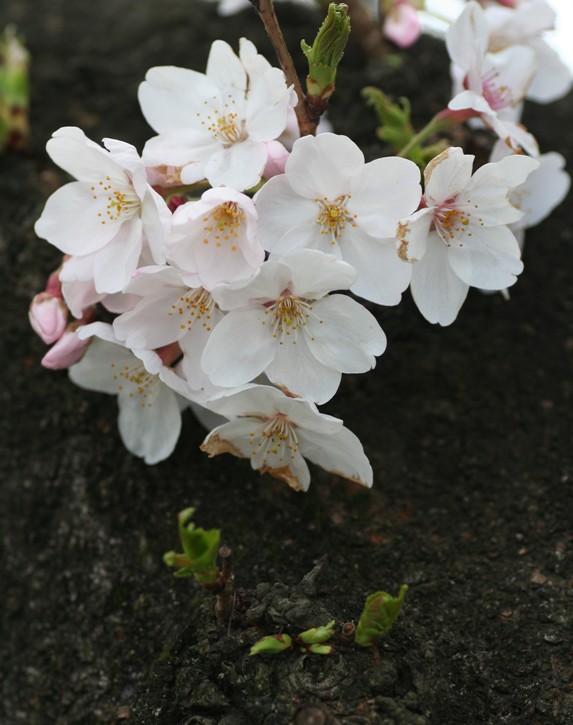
[
  {"left": 69, "top": 322, "right": 192, "bottom": 464},
  {"left": 34, "top": 127, "right": 171, "bottom": 294},
  {"left": 139, "top": 39, "right": 296, "bottom": 191},
  {"left": 484, "top": 0, "right": 572, "bottom": 104},
  {"left": 446, "top": 1, "right": 539, "bottom": 155},
  {"left": 201, "top": 384, "right": 373, "bottom": 492},
  {"left": 167, "top": 187, "right": 264, "bottom": 290},
  {"left": 201, "top": 249, "right": 387, "bottom": 404},
  {"left": 112, "top": 266, "right": 223, "bottom": 393},
  {"left": 397, "top": 146, "right": 539, "bottom": 325},
  {"left": 254, "top": 133, "right": 421, "bottom": 305}
]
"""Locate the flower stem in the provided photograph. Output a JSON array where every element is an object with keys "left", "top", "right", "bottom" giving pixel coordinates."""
[
  {"left": 249, "top": 0, "right": 316, "bottom": 136},
  {"left": 397, "top": 108, "right": 476, "bottom": 158}
]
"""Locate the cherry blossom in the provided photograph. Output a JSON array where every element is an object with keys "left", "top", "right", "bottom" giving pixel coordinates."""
[
  {"left": 70, "top": 322, "right": 192, "bottom": 464},
  {"left": 139, "top": 39, "right": 296, "bottom": 191},
  {"left": 383, "top": 1, "right": 422, "bottom": 49},
  {"left": 201, "top": 249, "right": 387, "bottom": 404},
  {"left": 29, "top": 293, "right": 67, "bottom": 344},
  {"left": 483, "top": 0, "right": 572, "bottom": 104},
  {"left": 254, "top": 133, "right": 421, "bottom": 305},
  {"left": 34, "top": 127, "right": 170, "bottom": 295},
  {"left": 397, "top": 146, "right": 539, "bottom": 325},
  {"left": 112, "top": 266, "right": 223, "bottom": 393},
  {"left": 201, "top": 384, "right": 373, "bottom": 492},
  {"left": 446, "top": 1, "right": 539, "bottom": 155},
  {"left": 167, "top": 187, "right": 264, "bottom": 291}
]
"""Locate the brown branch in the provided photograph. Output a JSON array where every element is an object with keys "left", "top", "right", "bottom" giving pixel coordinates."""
[{"left": 249, "top": 0, "right": 316, "bottom": 136}]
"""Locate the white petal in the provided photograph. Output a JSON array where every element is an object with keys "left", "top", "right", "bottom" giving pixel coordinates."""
[
  {"left": 447, "top": 225, "right": 522, "bottom": 290},
  {"left": 349, "top": 156, "right": 421, "bottom": 237},
  {"left": 343, "top": 227, "right": 413, "bottom": 305},
  {"left": 410, "top": 235, "right": 469, "bottom": 326},
  {"left": 201, "top": 308, "right": 275, "bottom": 386},
  {"left": 265, "top": 335, "right": 342, "bottom": 404},
  {"left": 446, "top": 1, "right": 488, "bottom": 73},
  {"left": 285, "top": 133, "right": 364, "bottom": 200},
  {"left": 46, "top": 129, "right": 128, "bottom": 185},
  {"left": 68, "top": 336, "right": 133, "bottom": 394},
  {"left": 424, "top": 147, "right": 474, "bottom": 207},
  {"left": 396, "top": 207, "right": 434, "bottom": 264},
  {"left": 206, "top": 40, "right": 247, "bottom": 92},
  {"left": 526, "top": 38, "right": 572, "bottom": 104},
  {"left": 299, "top": 425, "right": 373, "bottom": 487},
  {"left": 280, "top": 249, "right": 356, "bottom": 298},
  {"left": 138, "top": 66, "right": 219, "bottom": 132},
  {"left": 118, "top": 382, "right": 181, "bottom": 464},
  {"left": 210, "top": 260, "right": 291, "bottom": 311},
  {"left": 307, "top": 294, "right": 386, "bottom": 373},
  {"left": 204, "top": 140, "right": 267, "bottom": 191},
  {"left": 93, "top": 218, "right": 143, "bottom": 294},
  {"left": 246, "top": 67, "right": 291, "bottom": 142},
  {"left": 35, "top": 182, "right": 121, "bottom": 255}
]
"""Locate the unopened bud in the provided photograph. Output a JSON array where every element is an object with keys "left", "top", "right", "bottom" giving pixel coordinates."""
[
  {"left": 29, "top": 293, "right": 68, "bottom": 344},
  {"left": 301, "top": 3, "right": 350, "bottom": 101},
  {"left": 41, "top": 326, "right": 90, "bottom": 370}
]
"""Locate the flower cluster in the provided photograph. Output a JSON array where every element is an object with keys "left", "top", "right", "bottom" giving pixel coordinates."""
[{"left": 31, "top": 2, "right": 570, "bottom": 492}]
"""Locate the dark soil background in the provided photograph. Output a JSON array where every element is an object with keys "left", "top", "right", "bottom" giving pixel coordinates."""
[{"left": 1, "top": 1, "right": 572, "bottom": 724}]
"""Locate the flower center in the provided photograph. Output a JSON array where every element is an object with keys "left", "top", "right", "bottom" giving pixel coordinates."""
[
  {"left": 264, "top": 293, "right": 318, "bottom": 345},
  {"left": 198, "top": 99, "right": 247, "bottom": 147},
  {"left": 482, "top": 68, "right": 514, "bottom": 112},
  {"left": 110, "top": 360, "right": 158, "bottom": 407},
  {"left": 249, "top": 413, "right": 299, "bottom": 468},
  {"left": 201, "top": 202, "right": 245, "bottom": 251},
  {"left": 315, "top": 195, "right": 357, "bottom": 245},
  {"left": 433, "top": 201, "right": 481, "bottom": 246},
  {"left": 168, "top": 287, "right": 216, "bottom": 333},
  {"left": 91, "top": 176, "right": 140, "bottom": 224}
]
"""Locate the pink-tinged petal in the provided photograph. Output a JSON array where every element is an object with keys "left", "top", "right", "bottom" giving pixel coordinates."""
[
  {"left": 201, "top": 308, "right": 275, "bottom": 387},
  {"left": 205, "top": 140, "right": 267, "bottom": 191},
  {"left": 342, "top": 226, "right": 412, "bottom": 305},
  {"left": 29, "top": 293, "right": 68, "bottom": 344},
  {"left": 281, "top": 249, "right": 356, "bottom": 298},
  {"left": 41, "top": 328, "right": 90, "bottom": 370},
  {"left": 384, "top": 4, "right": 421, "bottom": 48},
  {"left": 447, "top": 225, "right": 522, "bottom": 290},
  {"left": 35, "top": 182, "right": 121, "bottom": 255},
  {"left": 285, "top": 133, "right": 364, "bottom": 200},
  {"left": 306, "top": 294, "right": 386, "bottom": 373},
  {"left": 118, "top": 381, "right": 181, "bottom": 464},
  {"left": 206, "top": 39, "right": 247, "bottom": 92},
  {"left": 245, "top": 67, "right": 292, "bottom": 142},
  {"left": 396, "top": 207, "right": 434, "bottom": 264},
  {"left": 423, "top": 147, "right": 474, "bottom": 207},
  {"left": 263, "top": 140, "right": 289, "bottom": 179},
  {"left": 93, "top": 218, "right": 143, "bottom": 294},
  {"left": 138, "top": 66, "right": 219, "bottom": 132},
  {"left": 47, "top": 128, "right": 129, "bottom": 185},
  {"left": 410, "top": 235, "right": 469, "bottom": 326},
  {"left": 350, "top": 156, "right": 422, "bottom": 238},
  {"left": 298, "top": 425, "right": 373, "bottom": 488},
  {"left": 266, "top": 335, "right": 342, "bottom": 404}
]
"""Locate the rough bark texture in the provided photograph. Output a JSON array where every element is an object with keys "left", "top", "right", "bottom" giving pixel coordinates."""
[{"left": 1, "top": 2, "right": 572, "bottom": 724}]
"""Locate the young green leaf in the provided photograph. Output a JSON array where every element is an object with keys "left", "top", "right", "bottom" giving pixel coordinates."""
[{"left": 355, "top": 584, "right": 408, "bottom": 647}]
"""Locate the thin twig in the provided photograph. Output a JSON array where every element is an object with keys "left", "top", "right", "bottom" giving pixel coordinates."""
[{"left": 249, "top": 0, "right": 316, "bottom": 136}]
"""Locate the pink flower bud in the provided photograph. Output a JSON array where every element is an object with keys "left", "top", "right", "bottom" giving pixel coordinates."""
[
  {"left": 384, "top": 4, "right": 421, "bottom": 49},
  {"left": 29, "top": 293, "right": 68, "bottom": 344},
  {"left": 41, "top": 327, "right": 90, "bottom": 370},
  {"left": 45, "top": 269, "right": 63, "bottom": 298},
  {"left": 263, "top": 141, "right": 290, "bottom": 179}
]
